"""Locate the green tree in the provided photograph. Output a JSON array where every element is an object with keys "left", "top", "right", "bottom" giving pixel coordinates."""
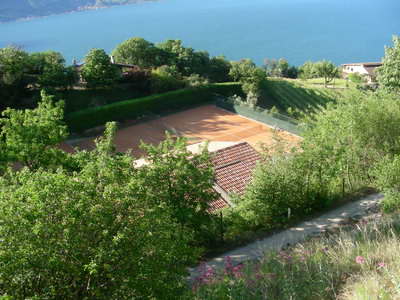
[
  {"left": 373, "top": 155, "right": 400, "bottom": 211},
  {"left": 264, "top": 58, "right": 296, "bottom": 78},
  {"left": 139, "top": 135, "right": 218, "bottom": 243},
  {"left": 314, "top": 60, "right": 339, "bottom": 87},
  {"left": 229, "top": 59, "right": 266, "bottom": 105},
  {"left": 0, "top": 90, "right": 68, "bottom": 170},
  {"left": 298, "top": 61, "right": 318, "bottom": 79},
  {"left": 207, "top": 55, "right": 231, "bottom": 82},
  {"left": 156, "top": 40, "right": 211, "bottom": 76},
  {"left": 377, "top": 35, "right": 400, "bottom": 93},
  {"left": 112, "top": 37, "right": 166, "bottom": 68},
  {"left": 0, "top": 46, "right": 31, "bottom": 110},
  {"left": 81, "top": 48, "right": 120, "bottom": 88},
  {"left": 29, "top": 51, "right": 77, "bottom": 89},
  {"left": 150, "top": 65, "right": 184, "bottom": 93},
  {"left": 0, "top": 123, "right": 199, "bottom": 299}
]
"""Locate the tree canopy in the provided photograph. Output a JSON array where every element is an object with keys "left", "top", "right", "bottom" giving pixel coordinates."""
[
  {"left": 377, "top": 35, "right": 400, "bottom": 93},
  {"left": 81, "top": 48, "right": 120, "bottom": 88}
]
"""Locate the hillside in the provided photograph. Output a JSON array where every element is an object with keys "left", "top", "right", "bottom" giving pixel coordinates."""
[
  {"left": 258, "top": 78, "right": 345, "bottom": 116},
  {"left": 0, "top": 0, "right": 146, "bottom": 22}
]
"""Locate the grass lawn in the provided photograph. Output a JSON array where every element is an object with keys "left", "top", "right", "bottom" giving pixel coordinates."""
[
  {"left": 257, "top": 78, "right": 348, "bottom": 116},
  {"left": 298, "top": 77, "right": 353, "bottom": 89}
]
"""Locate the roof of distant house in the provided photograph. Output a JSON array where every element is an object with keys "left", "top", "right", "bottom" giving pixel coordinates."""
[
  {"left": 208, "top": 142, "right": 261, "bottom": 212},
  {"left": 341, "top": 62, "right": 382, "bottom": 67}
]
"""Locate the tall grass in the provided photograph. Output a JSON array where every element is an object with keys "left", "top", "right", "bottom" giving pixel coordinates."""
[{"left": 189, "top": 214, "right": 400, "bottom": 300}]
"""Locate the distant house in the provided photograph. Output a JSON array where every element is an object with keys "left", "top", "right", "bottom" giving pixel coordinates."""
[
  {"left": 341, "top": 62, "right": 382, "bottom": 83},
  {"left": 73, "top": 56, "right": 140, "bottom": 83}
]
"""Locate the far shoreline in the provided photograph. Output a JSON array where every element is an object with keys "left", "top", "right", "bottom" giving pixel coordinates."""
[{"left": 0, "top": 0, "right": 159, "bottom": 24}]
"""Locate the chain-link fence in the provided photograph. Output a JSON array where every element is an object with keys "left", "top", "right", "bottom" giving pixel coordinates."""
[{"left": 215, "top": 97, "right": 302, "bottom": 136}]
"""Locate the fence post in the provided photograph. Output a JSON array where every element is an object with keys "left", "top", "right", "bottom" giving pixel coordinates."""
[{"left": 219, "top": 211, "right": 224, "bottom": 243}]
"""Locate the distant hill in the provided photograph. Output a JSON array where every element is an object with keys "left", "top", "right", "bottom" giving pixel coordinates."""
[{"left": 0, "top": 0, "right": 143, "bottom": 22}]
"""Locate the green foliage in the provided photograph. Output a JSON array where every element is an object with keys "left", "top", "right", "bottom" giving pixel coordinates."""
[
  {"left": 229, "top": 59, "right": 266, "bottom": 104},
  {"left": 232, "top": 151, "right": 331, "bottom": 231},
  {"left": 191, "top": 215, "right": 400, "bottom": 300},
  {"left": 29, "top": 51, "right": 78, "bottom": 90},
  {"left": 313, "top": 60, "right": 339, "bottom": 86},
  {"left": 0, "top": 46, "right": 32, "bottom": 110},
  {"left": 226, "top": 90, "right": 400, "bottom": 234},
  {"left": 298, "top": 61, "right": 318, "bottom": 79},
  {"left": 263, "top": 58, "right": 296, "bottom": 78},
  {"left": 372, "top": 156, "right": 400, "bottom": 211},
  {"left": 377, "top": 35, "right": 400, "bottom": 93},
  {"left": 0, "top": 123, "right": 200, "bottom": 299},
  {"left": 348, "top": 72, "right": 364, "bottom": 84},
  {"left": 207, "top": 56, "right": 232, "bottom": 82},
  {"left": 65, "top": 83, "right": 243, "bottom": 132},
  {"left": 0, "top": 46, "right": 30, "bottom": 85},
  {"left": 150, "top": 65, "right": 185, "bottom": 93},
  {"left": 140, "top": 135, "right": 219, "bottom": 243},
  {"left": 156, "top": 39, "right": 211, "bottom": 77},
  {"left": 185, "top": 73, "right": 209, "bottom": 88},
  {"left": 0, "top": 90, "right": 68, "bottom": 170},
  {"left": 111, "top": 37, "right": 166, "bottom": 68},
  {"left": 81, "top": 48, "right": 120, "bottom": 88}
]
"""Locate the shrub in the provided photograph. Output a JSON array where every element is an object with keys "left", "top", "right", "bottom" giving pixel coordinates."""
[
  {"left": 65, "top": 83, "right": 243, "bottom": 133},
  {"left": 231, "top": 152, "right": 331, "bottom": 231},
  {"left": 185, "top": 74, "right": 209, "bottom": 88},
  {"left": 150, "top": 65, "right": 185, "bottom": 93},
  {"left": 0, "top": 124, "right": 207, "bottom": 299},
  {"left": 348, "top": 73, "right": 365, "bottom": 84}
]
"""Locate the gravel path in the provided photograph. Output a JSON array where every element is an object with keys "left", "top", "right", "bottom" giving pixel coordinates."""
[{"left": 189, "top": 193, "right": 383, "bottom": 279}]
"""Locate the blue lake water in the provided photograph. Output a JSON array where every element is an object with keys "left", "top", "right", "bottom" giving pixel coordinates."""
[{"left": 0, "top": 0, "right": 399, "bottom": 66}]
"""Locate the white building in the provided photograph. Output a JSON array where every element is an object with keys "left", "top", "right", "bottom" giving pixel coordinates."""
[{"left": 341, "top": 62, "right": 382, "bottom": 83}]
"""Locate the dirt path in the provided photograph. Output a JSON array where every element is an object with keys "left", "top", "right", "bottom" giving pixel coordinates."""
[{"left": 189, "top": 193, "right": 383, "bottom": 280}]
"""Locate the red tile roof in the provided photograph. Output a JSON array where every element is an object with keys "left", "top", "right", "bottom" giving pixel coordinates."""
[{"left": 208, "top": 142, "right": 261, "bottom": 212}]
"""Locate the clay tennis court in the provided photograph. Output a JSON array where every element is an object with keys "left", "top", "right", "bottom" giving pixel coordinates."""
[{"left": 71, "top": 105, "right": 301, "bottom": 156}]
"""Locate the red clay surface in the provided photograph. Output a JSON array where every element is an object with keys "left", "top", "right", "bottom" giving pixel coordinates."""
[{"left": 72, "top": 105, "right": 301, "bottom": 156}]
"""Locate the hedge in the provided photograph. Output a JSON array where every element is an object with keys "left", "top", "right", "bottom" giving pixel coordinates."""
[{"left": 65, "top": 83, "right": 243, "bottom": 133}]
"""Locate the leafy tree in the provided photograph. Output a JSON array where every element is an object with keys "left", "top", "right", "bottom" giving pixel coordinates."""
[
  {"left": 0, "top": 123, "right": 199, "bottom": 299},
  {"left": 264, "top": 58, "right": 296, "bottom": 78},
  {"left": 377, "top": 35, "right": 400, "bottom": 93},
  {"left": 156, "top": 40, "right": 211, "bottom": 76},
  {"left": 112, "top": 37, "right": 166, "bottom": 68},
  {"left": 81, "top": 48, "right": 120, "bottom": 88},
  {"left": 287, "top": 66, "right": 298, "bottom": 79},
  {"left": 314, "top": 60, "right": 339, "bottom": 86},
  {"left": 0, "top": 46, "right": 30, "bottom": 85},
  {"left": 298, "top": 61, "right": 318, "bottom": 79},
  {"left": 0, "top": 46, "right": 32, "bottom": 110},
  {"left": 0, "top": 90, "right": 68, "bottom": 170},
  {"left": 229, "top": 59, "right": 266, "bottom": 105},
  {"left": 207, "top": 55, "right": 231, "bottom": 82},
  {"left": 373, "top": 155, "right": 400, "bottom": 212},
  {"left": 29, "top": 51, "right": 77, "bottom": 89},
  {"left": 150, "top": 65, "right": 185, "bottom": 93},
  {"left": 139, "top": 135, "right": 218, "bottom": 243}
]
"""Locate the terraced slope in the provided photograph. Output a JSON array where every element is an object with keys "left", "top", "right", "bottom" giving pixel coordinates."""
[{"left": 258, "top": 79, "right": 345, "bottom": 114}]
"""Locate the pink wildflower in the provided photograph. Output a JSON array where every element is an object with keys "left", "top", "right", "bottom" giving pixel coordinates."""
[
  {"left": 377, "top": 262, "right": 386, "bottom": 269},
  {"left": 355, "top": 256, "right": 365, "bottom": 264}
]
